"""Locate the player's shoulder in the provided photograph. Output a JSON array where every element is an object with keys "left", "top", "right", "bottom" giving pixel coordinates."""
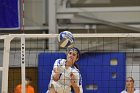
[
  {"left": 16, "top": 84, "right": 21, "bottom": 88},
  {"left": 120, "top": 90, "right": 126, "bottom": 93},
  {"left": 55, "top": 59, "right": 66, "bottom": 62},
  {"left": 28, "top": 85, "right": 34, "bottom": 88},
  {"left": 135, "top": 89, "right": 140, "bottom": 92},
  {"left": 71, "top": 66, "right": 80, "bottom": 73}
]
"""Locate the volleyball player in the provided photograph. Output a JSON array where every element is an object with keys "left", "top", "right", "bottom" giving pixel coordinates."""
[
  {"left": 14, "top": 76, "right": 34, "bottom": 93},
  {"left": 121, "top": 77, "right": 140, "bottom": 93},
  {"left": 47, "top": 47, "right": 83, "bottom": 93}
]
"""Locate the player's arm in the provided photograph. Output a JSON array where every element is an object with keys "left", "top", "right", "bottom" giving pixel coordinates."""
[
  {"left": 70, "top": 73, "right": 80, "bottom": 93},
  {"left": 52, "top": 67, "right": 61, "bottom": 81},
  {"left": 52, "top": 59, "right": 63, "bottom": 81}
]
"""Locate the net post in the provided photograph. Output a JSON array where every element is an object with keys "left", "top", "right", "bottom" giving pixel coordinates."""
[
  {"left": 21, "top": 36, "right": 26, "bottom": 93},
  {"left": 1, "top": 36, "right": 13, "bottom": 93}
]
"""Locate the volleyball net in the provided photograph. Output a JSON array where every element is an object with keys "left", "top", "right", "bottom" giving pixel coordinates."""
[{"left": 0, "top": 33, "right": 140, "bottom": 93}]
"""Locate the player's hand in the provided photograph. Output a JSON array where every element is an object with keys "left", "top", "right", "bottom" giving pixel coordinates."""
[
  {"left": 53, "top": 68, "right": 61, "bottom": 81},
  {"left": 59, "top": 66, "right": 65, "bottom": 73},
  {"left": 70, "top": 73, "right": 76, "bottom": 85},
  {"left": 70, "top": 73, "right": 80, "bottom": 93}
]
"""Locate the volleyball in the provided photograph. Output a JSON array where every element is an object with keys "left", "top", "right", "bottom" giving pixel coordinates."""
[{"left": 58, "top": 31, "right": 74, "bottom": 48}]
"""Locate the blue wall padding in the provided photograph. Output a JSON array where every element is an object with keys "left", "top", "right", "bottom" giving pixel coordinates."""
[
  {"left": 77, "top": 52, "right": 126, "bottom": 93},
  {"left": 38, "top": 52, "right": 126, "bottom": 93},
  {"left": 38, "top": 52, "right": 66, "bottom": 93},
  {"left": 0, "top": 0, "right": 20, "bottom": 29}
]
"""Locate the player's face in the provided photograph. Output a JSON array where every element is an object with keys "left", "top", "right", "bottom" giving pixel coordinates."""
[
  {"left": 126, "top": 77, "right": 134, "bottom": 88},
  {"left": 67, "top": 50, "right": 78, "bottom": 64}
]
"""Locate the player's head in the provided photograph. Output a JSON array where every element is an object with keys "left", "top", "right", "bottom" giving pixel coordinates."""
[
  {"left": 66, "top": 47, "right": 80, "bottom": 64},
  {"left": 25, "top": 76, "right": 32, "bottom": 85},
  {"left": 125, "top": 77, "right": 134, "bottom": 88},
  {"left": 67, "top": 47, "right": 80, "bottom": 59}
]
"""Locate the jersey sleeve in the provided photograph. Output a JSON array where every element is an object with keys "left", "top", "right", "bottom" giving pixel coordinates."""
[
  {"left": 136, "top": 89, "right": 140, "bottom": 93},
  {"left": 53, "top": 59, "right": 66, "bottom": 68},
  {"left": 53, "top": 59, "right": 66, "bottom": 73},
  {"left": 120, "top": 90, "right": 125, "bottom": 93},
  {"left": 79, "top": 73, "right": 83, "bottom": 93},
  {"left": 53, "top": 59, "right": 61, "bottom": 69},
  {"left": 77, "top": 73, "right": 83, "bottom": 93}
]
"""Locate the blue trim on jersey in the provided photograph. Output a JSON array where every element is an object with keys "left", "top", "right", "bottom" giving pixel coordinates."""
[
  {"left": 71, "top": 65, "right": 75, "bottom": 68},
  {"left": 79, "top": 74, "right": 82, "bottom": 85},
  {"left": 72, "top": 66, "right": 80, "bottom": 72},
  {"left": 57, "top": 59, "right": 62, "bottom": 66}
]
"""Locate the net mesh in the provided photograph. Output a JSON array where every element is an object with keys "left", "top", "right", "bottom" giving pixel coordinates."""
[{"left": 0, "top": 34, "right": 140, "bottom": 93}]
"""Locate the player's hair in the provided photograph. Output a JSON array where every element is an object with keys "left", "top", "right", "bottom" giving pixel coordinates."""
[
  {"left": 67, "top": 47, "right": 80, "bottom": 58},
  {"left": 26, "top": 76, "right": 32, "bottom": 81},
  {"left": 127, "top": 77, "right": 134, "bottom": 83},
  {"left": 74, "top": 63, "right": 79, "bottom": 69}
]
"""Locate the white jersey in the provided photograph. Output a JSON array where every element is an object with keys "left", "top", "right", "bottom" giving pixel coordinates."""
[
  {"left": 121, "top": 89, "right": 140, "bottom": 93},
  {"left": 48, "top": 59, "right": 83, "bottom": 93}
]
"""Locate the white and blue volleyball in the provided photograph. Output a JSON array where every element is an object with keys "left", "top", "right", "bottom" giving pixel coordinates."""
[{"left": 58, "top": 31, "right": 74, "bottom": 48}]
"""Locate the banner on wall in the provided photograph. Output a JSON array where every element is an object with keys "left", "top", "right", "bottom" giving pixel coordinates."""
[{"left": 0, "top": 0, "right": 20, "bottom": 30}]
